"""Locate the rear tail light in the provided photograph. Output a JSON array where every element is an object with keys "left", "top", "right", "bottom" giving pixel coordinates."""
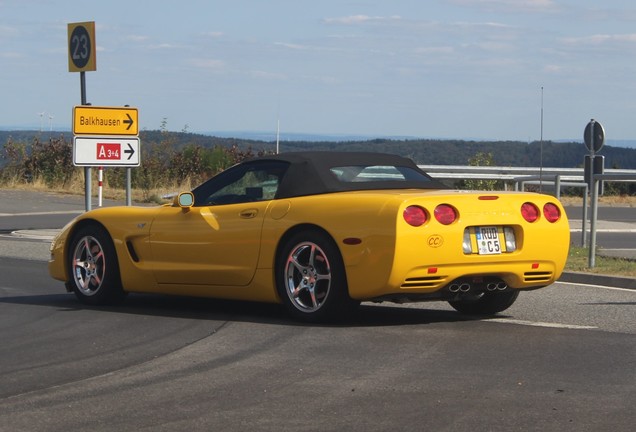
[
  {"left": 543, "top": 203, "right": 561, "bottom": 223},
  {"left": 434, "top": 204, "right": 458, "bottom": 225},
  {"left": 403, "top": 206, "right": 428, "bottom": 227},
  {"left": 521, "top": 202, "right": 539, "bottom": 222}
]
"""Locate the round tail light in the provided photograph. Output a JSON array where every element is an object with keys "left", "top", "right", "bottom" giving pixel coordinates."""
[
  {"left": 543, "top": 203, "right": 561, "bottom": 223},
  {"left": 521, "top": 202, "right": 539, "bottom": 222},
  {"left": 403, "top": 206, "right": 428, "bottom": 227},
  {"left": 434, "top": 204, "right": 457, "bottom": 225}
]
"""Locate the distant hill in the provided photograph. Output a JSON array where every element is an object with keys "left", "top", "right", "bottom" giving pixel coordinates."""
[{"left": 2, "top": 130, "right": 636, "bottom": 169}]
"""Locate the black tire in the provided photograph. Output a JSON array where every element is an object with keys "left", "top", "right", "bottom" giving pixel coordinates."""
[
  {"left": 448, "top": 290, "right": 519, "bottom": 315},
  {"left": 67, "top": 224, "right": 125, "bottom": 305},
  {"left": 276, "top": 230, "right": 359, "bottom": 322}
]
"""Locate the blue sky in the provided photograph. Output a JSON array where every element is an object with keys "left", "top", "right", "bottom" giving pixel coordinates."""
[{"left": 2, "top": 0, "right": 636, "bottom": 143}]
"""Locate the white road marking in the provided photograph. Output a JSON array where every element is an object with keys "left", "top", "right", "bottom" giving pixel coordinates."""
[
  {"left": 0, "top": 210, "right": 82, "bottom": 217},
  {"left": 484, "top": 318, "right": 598, "bottom": 330},
  {"left": 556, "top": 281, "right": 636, "bottom": 293}
]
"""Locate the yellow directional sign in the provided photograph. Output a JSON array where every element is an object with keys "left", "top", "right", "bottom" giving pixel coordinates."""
[{"left": 73, "top": 106, "right": 138, "bottom": 136}]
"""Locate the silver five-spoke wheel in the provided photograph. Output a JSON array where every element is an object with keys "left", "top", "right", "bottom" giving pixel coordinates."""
[
  {"left": 284, "top": 241, "right": 332, "bottom": 313},
  {"left": 68, "top": 225, "right": 124, "bottom": 305},
  {"left": 277, "top": 230, "right": 359, "bottom": 322},
  {"left": 72, "top": 235, "right": 106, "bottom": 296}
]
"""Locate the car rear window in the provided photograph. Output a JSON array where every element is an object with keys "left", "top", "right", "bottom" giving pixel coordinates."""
[{"left": 329, "top": 165, "right": 432, "bottom": 183}]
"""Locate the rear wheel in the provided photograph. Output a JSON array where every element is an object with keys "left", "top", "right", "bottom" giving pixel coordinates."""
[
  {"left": 276, "top": 230, "right": 358, "bottom": 322},
  {"left": 68, "top": 225, "right": 125, "bottom": 305},
  {"left": 448, "top": 290, "right": 519, "bottom": 315}
]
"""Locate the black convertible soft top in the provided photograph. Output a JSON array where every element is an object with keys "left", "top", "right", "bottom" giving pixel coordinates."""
[{"left": 246, "top": 151, "right": 446, "bottom": 198}]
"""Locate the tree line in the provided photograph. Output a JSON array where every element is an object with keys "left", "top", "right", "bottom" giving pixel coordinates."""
[
  {"left": 1, "top": 130, "right": 635, "bottom": 199},
  {"left": 2, "top": 129, "right": 636, "bottom": 169}
]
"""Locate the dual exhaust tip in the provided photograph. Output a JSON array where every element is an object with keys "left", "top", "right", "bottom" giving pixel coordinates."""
[{"left": 448, "top": 281, "right": 507, "bottom": 293}]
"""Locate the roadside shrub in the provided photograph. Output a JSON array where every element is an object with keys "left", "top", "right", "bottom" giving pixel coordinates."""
[
  {"left": 457, "top": 151, "right": 505, "bottom": 191},
  {"left": 1, "top": 135, "right": 73, "bottom": 187}
]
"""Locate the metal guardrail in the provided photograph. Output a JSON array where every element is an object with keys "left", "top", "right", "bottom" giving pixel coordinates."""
[{"left": 419, "top": 165, "right": 636, "bottom": 183}]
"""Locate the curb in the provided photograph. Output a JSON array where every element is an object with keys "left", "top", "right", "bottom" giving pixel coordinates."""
[{"left": 559, "top": 271, "right": 636, "bottom": 290}]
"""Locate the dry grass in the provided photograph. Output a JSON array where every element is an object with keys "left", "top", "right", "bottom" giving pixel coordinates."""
[
  {"left": 559, "top": 195, "right": 636, "bottom": 207},
  {"left": 5, "top": 172, "right": 191, "bottom": 205}
]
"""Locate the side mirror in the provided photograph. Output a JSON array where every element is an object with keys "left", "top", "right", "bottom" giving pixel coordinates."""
[{"left": 174, "top": 192, "right": 194, "bottom": 210}]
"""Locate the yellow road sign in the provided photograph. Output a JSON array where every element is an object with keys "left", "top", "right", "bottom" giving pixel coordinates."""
[
  {"left": 73, "top": 106, "right": 138, "bottom": 135},
  {"left": 68, "top": 22, "right": 96, "bottom": 72}
]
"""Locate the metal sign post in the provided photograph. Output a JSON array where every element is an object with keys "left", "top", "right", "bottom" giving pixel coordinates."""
[
  {"left": 68, "top": 21, "right": 96, "bottom": 211},
  {"left": 583, "top": 119, "right": 605, "bottom": 268},
  {"left": 68, "top": 22, "right": 140, "bottom": 208}
]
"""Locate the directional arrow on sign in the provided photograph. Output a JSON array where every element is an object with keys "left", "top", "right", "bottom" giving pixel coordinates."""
[
  {"left": 124, "top": 143, "right": 135, "bottom": 160},
  {"left": 123, "top": 113, "right": 134, "bottom": 131}
]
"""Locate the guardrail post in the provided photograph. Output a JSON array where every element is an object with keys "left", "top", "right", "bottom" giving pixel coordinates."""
[{"left": 554, "top": 175, "right": 561, "bottom": 199}]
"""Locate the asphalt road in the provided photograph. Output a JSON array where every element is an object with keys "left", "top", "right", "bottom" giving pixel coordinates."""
[
  {"left": 0, "top": 189, "right": 635, "bottom": 431},
  {"left": 1, "top": 256, "right": 635, "bottom": 431}
]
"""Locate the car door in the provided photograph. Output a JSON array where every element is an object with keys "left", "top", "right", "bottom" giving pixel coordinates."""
[{"left": 149, "top": 160, "right": 288, "bottom": 287}]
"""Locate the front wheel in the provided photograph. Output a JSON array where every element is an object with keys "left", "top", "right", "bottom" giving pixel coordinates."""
[
  {"left": 448, "top": 290, "right": 519, "bottom": 315},
  {"left": 276, "top": 230, "right": 358, "bottom": 322},
  {"left": 68, "top": 225, "right": 125, "bottom": 305}
]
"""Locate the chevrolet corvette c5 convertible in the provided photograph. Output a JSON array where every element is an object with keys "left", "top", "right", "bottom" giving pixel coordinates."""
[{"left": 49, "top": 151, "right": 570, "bottom": 322}]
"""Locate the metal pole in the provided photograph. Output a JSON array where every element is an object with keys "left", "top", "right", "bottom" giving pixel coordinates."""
[
  {"left": 588, "top": 121, "right": 597, "bottom": 267},
  {"left": 539, "top": 86, "right": 544, "bottom": 192},
  {"left": 81, "top": 71, "right": 92, "bottom": 212},
  {"left": 581, "top": 184, "right": 588, "bottom": 247},
  {"left": 588, "top": 177, "right": 599, "bottom": 268},
  {"left": 126, "top": 168, "right": 132, "bottom": 206}
]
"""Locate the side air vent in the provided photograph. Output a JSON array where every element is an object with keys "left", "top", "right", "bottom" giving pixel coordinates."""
[{"left": 126, "top": 240, "right": 140, "bottom": 263}]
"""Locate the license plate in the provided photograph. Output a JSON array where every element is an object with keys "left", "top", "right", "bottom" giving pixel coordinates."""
[{"left": 475, "top": 226, "right": 502, "bottom": 255}]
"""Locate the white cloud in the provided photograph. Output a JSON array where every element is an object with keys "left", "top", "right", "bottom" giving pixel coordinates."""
[
  {"left": 561, "top": 33, "right": 636, "bottom": 46},
  {"left": 449, "top": 0, "right": 558, "bottom": 13},
  {"left": 249, "top": 70, "right": 287, "bottom": 80},
  {"left": 413, "top": 46, "right": 455, "bottom": 55},
  {"left": 274, "top": 42, "right": 308, "bottom": 50},
  {"left": 148, "top": 43, "right": 181, "bottom": 50},
  {"left": 189, "top": 58, "right": 226, "bottom": 70},
  {"left": 543, "top": 64, "right": 563, "bottom": 73},
  {"left": 201, "top": 31, "right": 223, "bottom": 38},
  {"left": 0, "top": 24, "right": 19, "bottom": 39},
  {"left": 125, "top": 35, "right": 150, "bottom": 43},
  {"left": 324, "top": 15, "right": 402, "bottom": 25},
  {"left": 0, "top": 51, "right": 22, "bottom": 58}
]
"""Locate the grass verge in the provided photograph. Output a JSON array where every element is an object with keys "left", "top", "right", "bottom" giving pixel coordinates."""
[{"left": 566, "top": 246, "right": 636, "bottom": 277}]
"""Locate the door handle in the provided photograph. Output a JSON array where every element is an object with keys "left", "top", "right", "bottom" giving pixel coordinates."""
[{"left": 240, "top": 209, "right": 258, "bottom": 219}]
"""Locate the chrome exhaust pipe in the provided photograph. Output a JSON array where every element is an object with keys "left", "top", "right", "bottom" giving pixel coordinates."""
[
  {"left": 486, "top": 283, "right": 497, "bottom": 291},
  {"left": 459, "top": 283, "right": 471, "bottom": 292},
  {"left": 497, "top": 282, "right": 508, "bottom": 291},
  {"left": 449, "top": 284, "right": 460, "bottom": 293}
]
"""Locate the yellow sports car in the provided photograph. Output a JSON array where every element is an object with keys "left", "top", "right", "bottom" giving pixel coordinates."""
[{"left": 49, "top": 151, "right": 570, "bottom": 322}]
